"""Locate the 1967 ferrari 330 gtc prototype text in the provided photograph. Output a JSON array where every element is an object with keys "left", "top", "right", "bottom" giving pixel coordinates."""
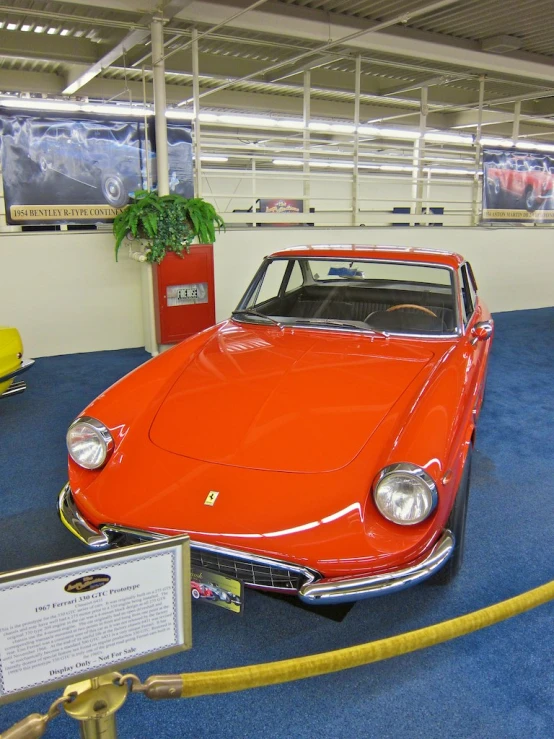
[{"left": 59, "top": 246, "right": 493, "bottom": 604}]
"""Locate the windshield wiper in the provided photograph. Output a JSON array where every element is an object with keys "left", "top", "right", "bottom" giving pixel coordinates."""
[
  {"left": 293, "top": 318, "right": 388, "bottom": 337},
  {"left": 232, "top": 309, "right": 284, "bottom": 329}
]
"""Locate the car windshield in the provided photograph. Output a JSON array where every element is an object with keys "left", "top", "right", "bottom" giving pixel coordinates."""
[{"left": 235, "top": 257, "right": 458, "bottom": 335}]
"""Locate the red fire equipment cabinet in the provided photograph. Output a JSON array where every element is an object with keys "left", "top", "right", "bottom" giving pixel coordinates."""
[{"left": 153, "top": 245, "right": 216, "bottom": 344}]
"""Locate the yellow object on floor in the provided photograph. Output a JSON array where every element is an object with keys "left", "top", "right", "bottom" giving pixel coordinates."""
[{"left": 0, "top": 326, "right": 34, "bottom": 398}]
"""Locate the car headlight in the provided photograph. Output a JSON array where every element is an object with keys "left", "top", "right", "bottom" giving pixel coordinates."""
[
  {"left": 373, "top": 463, "right": 437, "bottom": 525},
  {"left": 66, "top": 416, "right": 114, "bottom": 470}
]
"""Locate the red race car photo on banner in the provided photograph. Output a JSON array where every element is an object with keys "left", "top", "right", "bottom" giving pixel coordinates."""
[
  {"left": 59, "top": 245, "right": 493, "bottom": 606},
  {"left": 483, "top": 147, "right": 554, "bottom": 222}
]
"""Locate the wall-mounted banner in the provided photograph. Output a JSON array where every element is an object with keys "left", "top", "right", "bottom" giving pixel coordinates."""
[
  {"left": 0, "top": 113, "right": 193, "bottom": 225},
  {"left": 482, "top": 147, "right": 554, "bottom": 223},
  {"left": 0, "top": 536, "right": 191, "bottom": 704}
]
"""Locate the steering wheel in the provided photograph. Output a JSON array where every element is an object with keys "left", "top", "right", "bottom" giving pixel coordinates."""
[
  {"left": 364, "top": 303, "right": 438, "bottom": 323},
  {"left": 386, "top": 304, "right": 438, "bottom": 317}
]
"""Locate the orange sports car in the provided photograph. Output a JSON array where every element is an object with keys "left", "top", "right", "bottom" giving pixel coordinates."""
[{"left": 59, "top": 246, "right": 493, "bottom": 604}]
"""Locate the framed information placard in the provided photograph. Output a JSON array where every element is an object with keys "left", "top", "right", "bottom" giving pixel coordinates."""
[{"left": 0, "top": 536, "right": 191, "bottom": 704}]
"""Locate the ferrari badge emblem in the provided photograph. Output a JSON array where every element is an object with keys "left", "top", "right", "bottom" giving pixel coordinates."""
[{"left": 204, "top": 491, "right": 219, "bottom": 506}]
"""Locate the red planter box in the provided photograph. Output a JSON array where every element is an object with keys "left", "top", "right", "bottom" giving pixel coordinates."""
[{"left": 153, "top": 245, "right": 216, "bottom": 344}]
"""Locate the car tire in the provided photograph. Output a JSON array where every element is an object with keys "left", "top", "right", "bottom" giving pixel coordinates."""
[
  {"left": 524, "top": 187, "right": 536, "bottom": 212},
  {"left": 38, "top": 155, "right": 50, "bottom": 173},
  {"left": 101, "top": 173, "right": 129, "bottom": 208},
  {"left": 191, "top": 588, "right": 201, "bottom": 600},
  {"left": 490, "top": 177, "right": 502, "bottom": 207},
  {"left": 431, "top": 448, "right": 472, "bottom": 585}
]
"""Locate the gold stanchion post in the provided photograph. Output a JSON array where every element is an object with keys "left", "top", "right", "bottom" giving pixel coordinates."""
[{"left": 63, "top": 673, "right": 128, "bottom": 739}]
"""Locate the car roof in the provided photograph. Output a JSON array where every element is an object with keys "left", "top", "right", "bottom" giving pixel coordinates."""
[{"left": 268, "top": 245, "right": 464, "bottom": 269}]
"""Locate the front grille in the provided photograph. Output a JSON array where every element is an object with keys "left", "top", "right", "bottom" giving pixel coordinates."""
[
  {"left": 190, "top": 548, "right": 306, "bottom": 591},
  {"left": 101, "top": 526, "right": 318, "bottom": 593}
]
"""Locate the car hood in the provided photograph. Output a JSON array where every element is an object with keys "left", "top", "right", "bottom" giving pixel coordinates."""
[{"left": 149, "top": 322, "right": 435, "bottom": 473}]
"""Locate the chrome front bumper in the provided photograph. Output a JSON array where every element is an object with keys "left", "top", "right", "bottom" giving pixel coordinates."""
[
  {"left": 58, "top": 483, "right": 454, "bottom": 605},
  {"left": 0, "top": 359, "right": 34, "bottom": 397},
  {"left": 298, "top": 532, "right": 454, "bottom": 604}
]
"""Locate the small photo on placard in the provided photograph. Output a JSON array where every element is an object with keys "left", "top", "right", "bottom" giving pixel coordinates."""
[{"left": 190, "top": 567, "right": 243, "bottom": 614}]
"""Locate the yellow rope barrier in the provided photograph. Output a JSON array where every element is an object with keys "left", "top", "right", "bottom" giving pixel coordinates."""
[{"left": 155, "top": 579, "right": 554, "bottom": 699}]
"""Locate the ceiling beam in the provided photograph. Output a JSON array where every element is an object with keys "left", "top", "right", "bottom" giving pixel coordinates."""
[
  {"left": 0, "top": 29, "right": 104, "bottom": 65},
  {"left": 62, "top": 0, "right": 195, "bottom": 95},
  {"left": 142, "top": 0, "right": 270, "bottom": 68},
  {"left": 175, "top": 1, "right": 554, "bottom": 85},
  {"left": 0, "top": 68, "right": 64, "bottom": 95},
  {"left": 444, "top": 109, "right": 516, "bottom": 128},
  {"left": 177, "top": 0, "right": 462, "bottom": 104},
  {"left": 62, "top": 27, "right": 150, "bottom": 94},
  {"left": 382, "top": 74, "right": 469, "bottom": 97},
  {"left": 265, "top": 54, "right": 343, "bottom": 83},
  {"left": 0, "top": 3, "right": 145, "bottom": 31}
]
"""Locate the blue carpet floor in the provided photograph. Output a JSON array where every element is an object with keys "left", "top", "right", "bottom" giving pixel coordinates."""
[{"left": 0, "top": 308, "right": 553, "bottom": 739}]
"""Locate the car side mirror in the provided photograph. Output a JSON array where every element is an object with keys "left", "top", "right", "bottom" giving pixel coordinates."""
[{"left": 470, "top": 321, "right": 493, "bottom": 345}]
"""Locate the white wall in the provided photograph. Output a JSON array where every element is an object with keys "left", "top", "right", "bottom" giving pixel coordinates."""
[
  {"left": 0, "top": 230, "right": 144, "bottom": 357},
  {"left": 1, "top": 225, "right": 553, "bottom": 358},
  {"left": 213, "top": 226, "right": 554, "bottom": 322}
]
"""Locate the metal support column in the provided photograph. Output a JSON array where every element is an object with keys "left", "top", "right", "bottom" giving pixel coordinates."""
[
  {"left": 352, "top": 54, "right": 361, "bottom": 226},
  {"left": 140, "top": 13, "right": 170, "bottom": 357},
  {"left": 472, "top": 75, "right": 485, "bottom": 225},
  {"left": 512, "top": 100, "right": 521, "bottom": 142},
  {"left": 252, "top": 158, "right": 257, "bottom": 227},
  {"left": 303, "top": 70, "right": 311, "bottom": 217},
  {"left": 151, "top": 15, "right": 169, "bottom": 196},
  {"left": 192, "top": 28, "right": 202, "bottom": 197},
  {"left": 412, "top": 86, "right": 428, "bottom": 218}
]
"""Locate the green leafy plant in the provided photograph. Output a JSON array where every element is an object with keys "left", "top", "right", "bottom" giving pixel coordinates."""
[{"left": 113, "top": 190, "right": 225, "bottom": 263}]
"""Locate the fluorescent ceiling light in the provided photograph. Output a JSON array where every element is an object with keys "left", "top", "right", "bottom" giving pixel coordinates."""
[
  {"left": 516, "top": 140, "right": 554, "bottom": 153},
  {"left": 218, "top": 114, "right": 275, "bottom": 127},
  {"left": 358, "top": 125, "right": 420, "bottom": 139},
  {"left": 198, "top": 113, "right": 218, "bottom": 122},
  {"left": 200, "top": 155, "right": 228, "bottom": 162},
  {"left": 34, "top": 25, "right": 45, "bottom": 33},
  {"left": 424, "top": 131, "right": 473, "bottom": 144},
  {"left": 379, "top": 128, "right": 421, "bottom": 140},
  {"left": 81, "top": 104, "right": 152, "bottom": 116},
  {"left": 0, "top": 99, "right": 80, "bottom": 112},
  {"left": 21, "top": 24, "right": 31, "bottom": 32},
  {"left": 166, "top": 110, "right": 194, "bottom": 120},
  {"left": 310, "top": 160, "right": 353, "bottom": 168},
  {"left": 424, "top": 167, "right": 475, "bottom": 175},
  {"left": 309, "top": 121, "right": 332, "bottom": 131},
  {"left": 331, "top": 124, "right": 356, "bottom": 134},
  {"left": 272, "top": 158, "right": 303, "bottom": 166},
  {"left": 60, "top": 29, "right": 70, "bottom": 36},
  {"left": 6, "top": 23, "right": 18, "bottom": 31},
  {"left": 480, "top": 137, "right": 514, "bottom": 147},
  {"left": 47, "top": 28, "right": 57, "bottom": 35},
  {"left": 380, "top": 164, "right": 415, "bottom": 172},
  {"left": 357, "top": 125, "right": 381, "bottom": 135},
  {"left": 276, "top": 119, "right": 304, "bottom": 129}
]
